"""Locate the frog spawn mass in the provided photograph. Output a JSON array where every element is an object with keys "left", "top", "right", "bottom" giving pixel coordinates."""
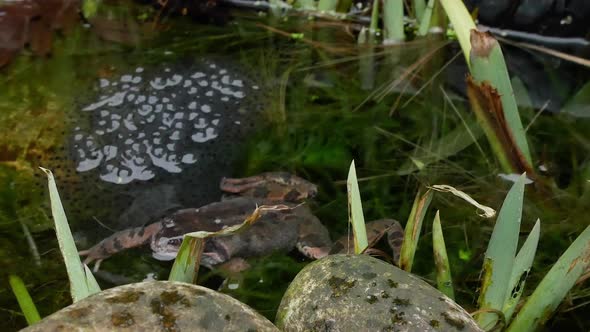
[{"left": 71, "top": 61, "right": 259, "bottom": 184}]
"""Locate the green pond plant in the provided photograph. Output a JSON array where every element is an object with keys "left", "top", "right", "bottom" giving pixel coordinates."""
[
  {"left": 346, "top": 166, "right": 590, "bottom": 331},
  {"left": 11, "top": 159, "right": 588, "bottom": 332}
]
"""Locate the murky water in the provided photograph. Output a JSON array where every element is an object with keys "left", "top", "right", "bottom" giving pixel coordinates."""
[{"left": 1, "top": 6, "right": 590, "bottom": 331}]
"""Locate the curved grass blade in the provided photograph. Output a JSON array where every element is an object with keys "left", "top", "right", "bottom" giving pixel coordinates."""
[
  {"left": 476, "top": 173, "right": 525, "bottom": 329},
  {"left": 347, "top": 160, "right": 368, "bottom": 254},
  {"left": 432, "top": 211, "right": 455, "bottom": 300},
  {"left": 9, "top": 275, "right": 41, "bottom": 325},
  {"left": 507, "top": 225, "right": 590, "bottom": 332},
  {"left": 503, "top": 219, "right": 540, "bottom": 323},
  {"left": 40, "top": 167, "right": 100, "bottom": 302},
  {"left": 399, "top": 189, "right": 433, "bottom": 272}
]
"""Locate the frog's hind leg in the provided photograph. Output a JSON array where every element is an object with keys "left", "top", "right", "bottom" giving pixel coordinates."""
[
  {"left": 295, "top": 208, "right": 332, "bottom": 260},
  {"left": 79, "top": 222, "right": 163, "bottom": 272}
]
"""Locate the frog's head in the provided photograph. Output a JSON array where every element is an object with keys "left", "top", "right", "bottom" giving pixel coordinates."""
[{"left": 149, "top": 217, "right": 183, "bottom": 261}]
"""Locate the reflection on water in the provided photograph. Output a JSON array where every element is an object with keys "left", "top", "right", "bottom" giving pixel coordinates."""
[{"left": 72, "top": 60, "right": 259, "bottom": 184}]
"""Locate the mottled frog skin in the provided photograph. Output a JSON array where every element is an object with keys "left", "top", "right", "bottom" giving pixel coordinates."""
[{"left": 80, "top": 172, "right": 403, "bottom": 271}]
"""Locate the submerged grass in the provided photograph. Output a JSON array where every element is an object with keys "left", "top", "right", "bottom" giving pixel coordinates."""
[{"left": 8, "top": 275, "right": 41, "bottom": 325}]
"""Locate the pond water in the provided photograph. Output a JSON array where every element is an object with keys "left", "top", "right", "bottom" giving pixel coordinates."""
[{"left": 1, "top": 4, "right": 589, "bottom": 331}]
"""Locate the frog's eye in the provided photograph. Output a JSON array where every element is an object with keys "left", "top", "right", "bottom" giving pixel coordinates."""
[
  {"left": 163, "top": 218, "right": 176, "bottom": 228},
  {"left": 308, "top": 187, "right": 318, "bottom": 198}
]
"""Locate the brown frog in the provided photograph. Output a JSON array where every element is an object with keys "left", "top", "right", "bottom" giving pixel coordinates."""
[{"left": 80, "top": 172, "right": 404, "bottom": 271}]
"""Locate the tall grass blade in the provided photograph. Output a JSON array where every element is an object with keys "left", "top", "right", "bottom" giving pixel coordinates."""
[
  {"left": 317, "top": 0, "right": 338, "bottom": 11},
  {"left": 399, "top": 189, "right": 433, "bottom": 272},
  {"left": 369, "top": 0, "right": 379, "bottom": 32},
  {"left": 347, "top": 160, "right": 368, "bottom": 254},
  {"left": 438, "top": 0, "right": 476, "bottom": 66},
  {"left": 417, "top": 0, "right": 435, "bottom": 36},
  {"left": 476, "top": 173, "right": 525, "bottom": 329},
  {"left": 503, "top": 219, "right": 540, "bottom": 323},
  {"left": 469, "top": 30, "right": 532, "bottom": 165},
  {"left": 358, "top": 27, "right": 376, "bottom": 90},
  {"left": 169, "top": 237, "right": 203, "bottom": 283},
  {"left": 295, "top": 0, "right": 316, "bottom": 10},
  {"left": 9, "top": 275, "right": 41, "bottom": 325},
  {"left": 413, "top": 0, "right": 426, "bottom": 23},
  {"left": 40, "top": 167, "right": 100, "bottom": 302},
  {"left": 507, "top": 225, "right": 590, "bottom": 332},
  {"left": 383, "top": 0, "right": 405, "bottom": 43},
  {"left": 432, "top": 211, "right": 455, "bottom": 300}
]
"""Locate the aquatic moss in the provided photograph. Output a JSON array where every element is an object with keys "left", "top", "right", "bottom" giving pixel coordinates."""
[
  {"left": 150, "top": 298, "right": 179, "bottom": 332},
  {"left": 327, "top": 276, "right": 357, "bottom": 298},
  {"left": 105, "top": 290, "right": 144, "bottom": 304},
  {"left": 111, "top": 310, "right": 135, "bottom": 328}
]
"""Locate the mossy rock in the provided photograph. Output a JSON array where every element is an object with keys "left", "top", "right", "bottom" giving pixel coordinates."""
[
  {"left": 276, "top": 254, "right": 483, "bottom": 332},
  {"left": 23, "top": 281, "right": 278, "bottom": 332}
]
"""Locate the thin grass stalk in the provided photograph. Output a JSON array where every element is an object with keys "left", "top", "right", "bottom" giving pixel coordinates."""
[
  {"left": 382, "top": 0, "right": 405, "bottom": 44},
  {"left": 347, "top": 160, "right": 368, "bottom": 253},
  {"left": 358, "top": 27, "right": 376, "bottom": 90},
  {"left": 503, "top": 219, "right": 540, "bottom": 323},
  {"left": 432, "top": 211, "right": 455, "bottom": 299},
  {"left": 336, "top": 0, "right": 352, "bottom": 12},
  {"left": 40, "top": 167, "right": 100, "bottom": 302},
  {"left": 296, "top": 0, "right": 316, "bottom": 10},
  {"left": 369, "top": 0, "right": 379, "bottom": 32},
  {"left": 476, "top": 174, "right": 525, "bottom": 329},
  {"left": 9, "top": 275, "right": 41, "bottom": 325},
  {"left": 317, "top": 0, "right": 338, "bottom": 11},
  {"left": 507, "top": 224, "right": 590, "bottom": 331},
  {"left": 417, "top": 0, "right": 435, "bottom": 36},
  {"left": 399, "top": 189, "right": 433, "bottom": 272},
  {"left": 413, "top": 0, "right": 426, "bottom": 22}
]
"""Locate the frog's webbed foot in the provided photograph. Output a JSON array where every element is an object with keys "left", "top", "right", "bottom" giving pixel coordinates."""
[
  {"left": 79, "top": 249, "right": 105, "bottom": 272},
  {"left": 216, "top": 257, "right": 251, "bottom": 274},
  {"left": 297, "top": 244, "right": 331, "bottom": 260}
]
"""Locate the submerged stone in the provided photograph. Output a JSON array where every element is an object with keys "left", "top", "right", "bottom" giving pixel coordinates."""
[
  {"left": 276, "top": 254, "right": 483, "bottom": 332},
  {"left": 23, "top": 281, "right": 278, "bottom": 332}
]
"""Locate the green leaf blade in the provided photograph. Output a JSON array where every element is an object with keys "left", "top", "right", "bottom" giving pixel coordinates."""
[
  {"left": 40, "top": 167, "right": 100, "bottom": 302},
  {"left": 432, "top": 211, "right": 455, "bottom": 300},
  {"left": 399, "top": 189, "right": 433, "bottom": 272},
  {"left": 503, "top": 219, "right": 540, "bottom": 323},
  {"left": 507, "top": 225, "right": 590, "bottom": 332},
  {"left": 347, "top": 160, "right": 368, "bottom": 254},
  {"left": 9, "top": 275, "right": 41, "bottom": 325},
  {"left": 476, "top": 173, "right": 526, "bottom": 329}
]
